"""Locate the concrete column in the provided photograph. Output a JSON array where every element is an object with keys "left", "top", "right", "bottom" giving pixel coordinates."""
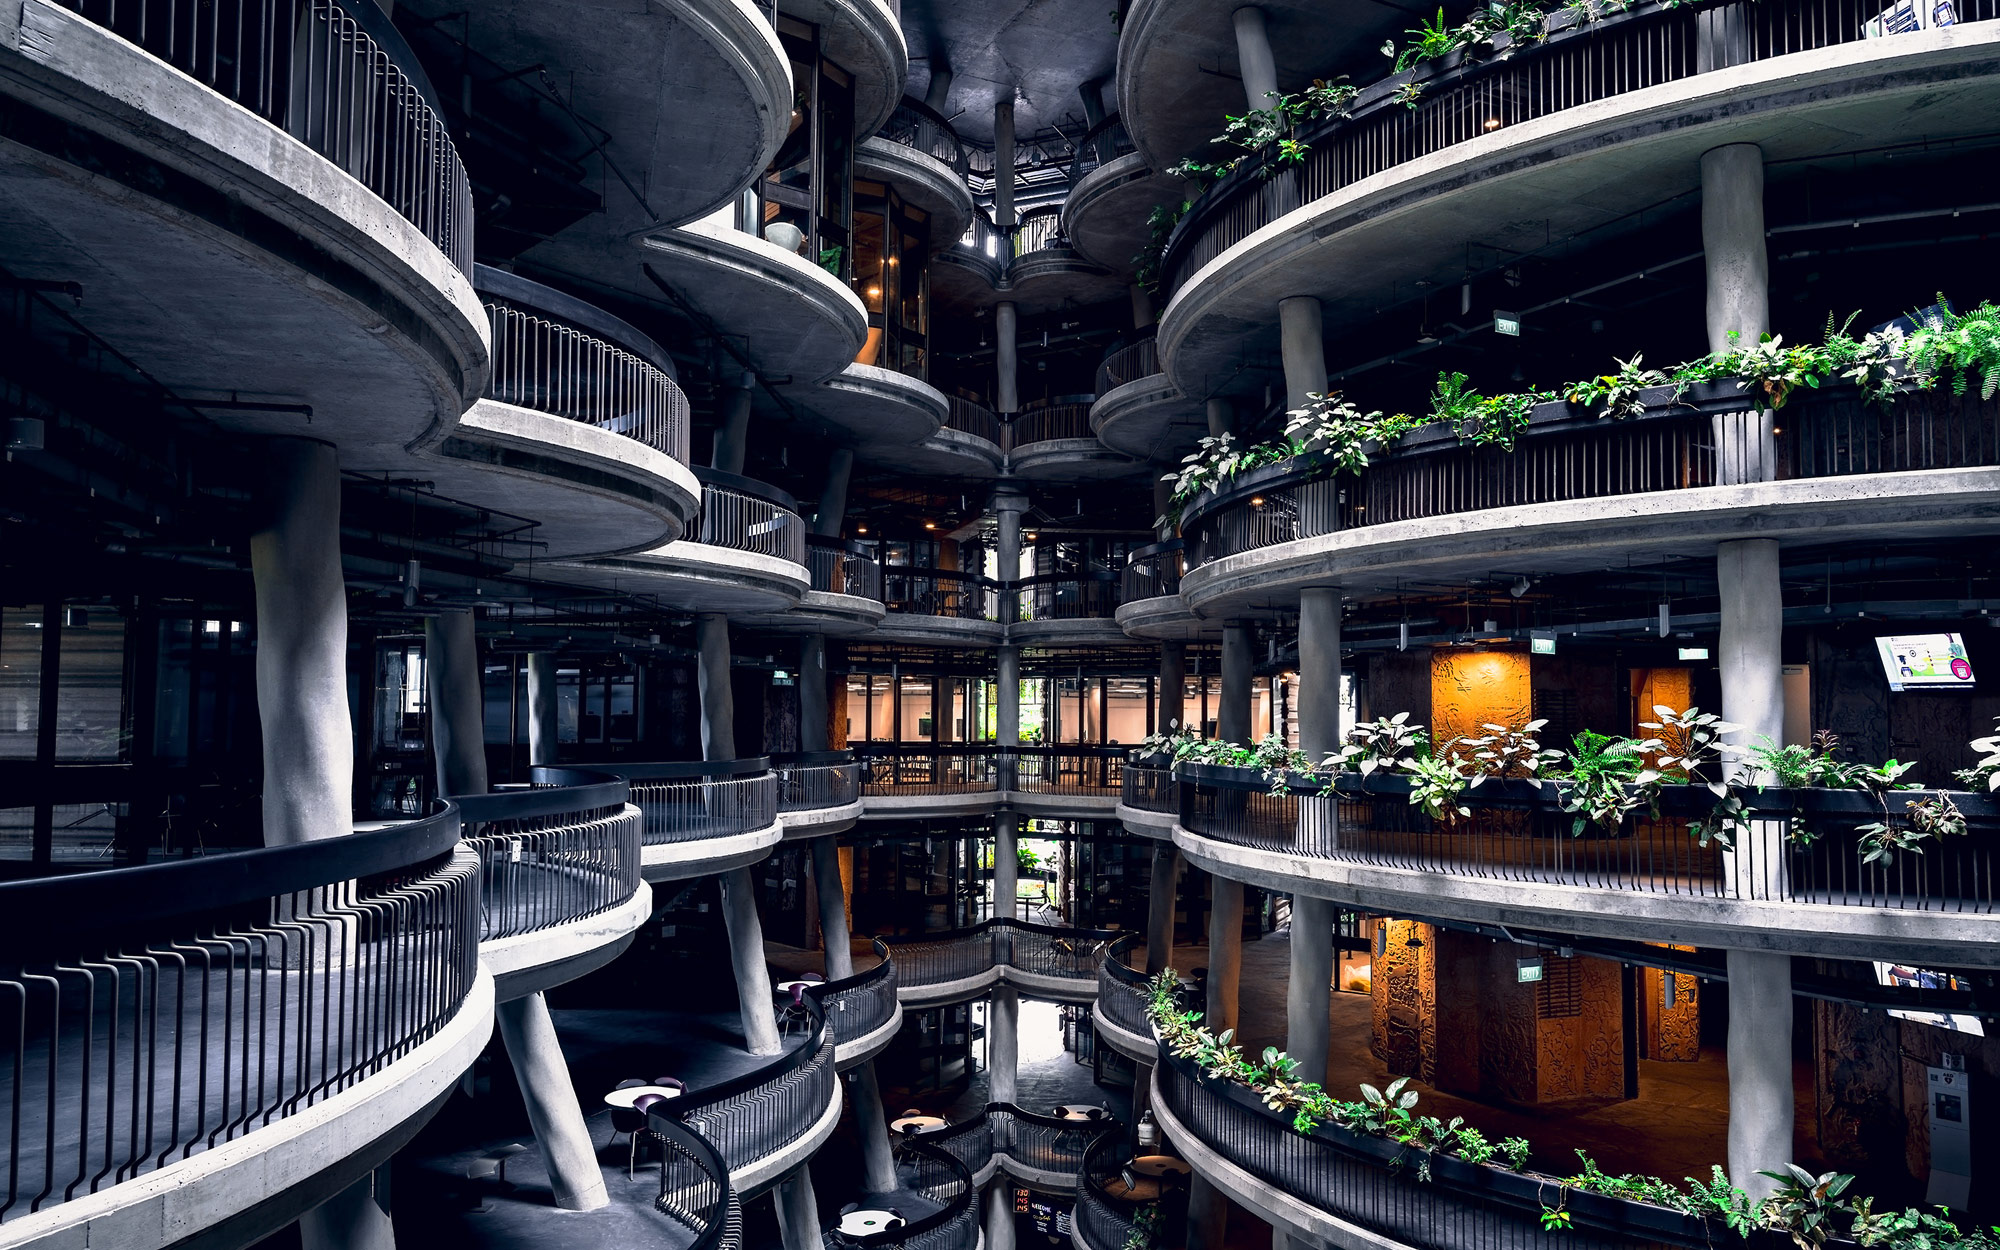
[
  {"left": 801, "top": 634, "right": 830, "bottom": 753},
  {"left": 852, "top": 1062, "right": 899, "bottom": 1194},
  {"left": 1232, "top": 7, "right": 1278, "bottom": 109},
  {"left": 996, "top": 646, "right": 1020, "bottom": 747},
  {"left": 1719, "top": 538, "right": 1785, "bottom": 898},
  {"left": 697, "top": 613, "right": 735, "bottom": 762},
  {"left": 1297, "top": 588, "right": 1341, "bottom": 760},
  {"left": 720, "top": 866, "right": 782, "bottom": 1055},
  {"left": 1159, "top": 642, "right": 1186, "bottom": 733},
  {"left": 526, "top": 652, "right": 559, "bottom": 767},
  {"left": 1726, "top": 949, "right": 1795, "bottom": 1201},
  {"left": 1702, "top": 143, "right": 1772, "bottom": 484},
  {"left": 1286, "top": 896, "right": 1336, "bottom": 1087},
  {"left": 1278, "top": 296, "right": 1328, "bottom": 411},
  {"left": 711, "top": 372, "right": 755, "bottom": 475},
  {"left": 1219, "top": 623, "right": 1252, "bottom": 744},
  {"left": 994, "top": 489, "right": 1026, "bottom": 582},
  {"left": 989, "top": 987, "right": 1020, "bottom": 1105},
  {"left": 495, "top": 993, "right": 610, "bottom": 1210},
  {"left": 251, "top": 437, "right": 351, "bottom": 847},
  {"left": 812, "top": 835, "right": 853, "bottom": 978},
  {"left": 774, "top": 1165, "right": 823, "bottom": 1250},
  {"left": 1206, "top": 875, "right": 1244, "bottom": 1031},
  {"left": 985, "top": 1179, "right": 1018, "bottom": 1250},
  {"left": 994, "top": 101, "right": 1016, "bottom": 229},
  {"left": 1205, "top": 397, "right": 1234, "bottom": 438},
  {"left": 1144, "top": 845, "right": 1182, "bottom": 973},
  {"left": 425, "top": 609, "right": 487, "bottom": 799},
  {"left": 918, "top": 63, "right": 954, "bottom": 154},
  {"left": 1080, "top": 76, "right": 1114, "bottom": 164},
  {"left": 995, "top": 813, "right": 1020, "bottom": 920},
  {"left": 1131, "top": 283, "right": 1156, "bottom": 331},
  {"left": 996, "top": 300, "right": 1020, "bottom": 414},
  {"left": 298, "top": 1170, "right": 393, "bottom": 1250},
  {"left": 812, "top": 448, "right": 854, "bottom": 537},
  {"left": 1188, "top": 1173, "right": 1229, "bottom": 1250}
]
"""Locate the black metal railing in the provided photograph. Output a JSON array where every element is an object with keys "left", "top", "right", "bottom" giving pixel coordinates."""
[
  {"left": 1001, "top": 403, "right": 1095, "bottom": 451},
  {"left": 1120, "top": 540, "right": 1183, "bottom": 604},
  {"left": 691, "top": 469, "right": 806, "bottom": 565},
  {"left": 1120, "top": 759, "right": 1178, "bottom": 815},
  {"left": 802, "top": 939, "right": 899, "bottom": 1044},
  {"left": 1012, "top": 746, "right": 1125, "bottom": 796},
  {"left": 1076, "top": 1131, "right": 1176, "bottom": 1250},
  {"left": 1013, "top": 207, "right": 1065, "bottom": 258},
  {"left": 1181, "top": 764, "right": 2000, "bottom": 911},
  {"left": 611, "top": 759, "right": 778, "bottom": 846},
  {"left": 881, "top": 918, "right": 1119, "bottom": 992},
  {"left": 832, "top": 1138, "right": 978, "bottom": 1250},
  {"left": 1095, "top": 337, "right": 1161, "bottom": 395},
  {"left": 1156, "top": 0, "right": 2000, "bottom": 297},
  {"left": 1016, "top": 572, "right": 1123, "bottom": 622},
  {"left": 665, "top": 997, "right": 836, "bottom": 1174},
  {"left": 0, "top": 807, "right": 477, "bottom": 1222},
  {"left": 1095, "top": 936, "right": 1154, "bottom": 1041},
  {"left": 880, "top": 567, "right": 1002, "bottom": 621},
  {"left": 942, "top": 396, "right": 1004, "bottom": 446},
  {"left": 56, "top": 0, "right": 473, "bottom": 275},
  {"left": 453, "top": 768, "right": 640, "bottom": 941},
  {"left": 808, "top": 536, "right": 883, "bottom": 600},
  {"left": 879, "top": 96, "right": 971, "bottom": 178},
  {"left": 772, "top": 752, "right": 862, "bottom": 813},
  {"left": 902, "top": 1103, "right": 1119, "bottom": 1188},
  {"left": 649, "top": 1115, "right": 743, "bottom": 1250},
  {"left": 1065, "top": 112, "right": 1137, "bottom": 187},
  {"left": 855, "top": 746, "right": 1002, "bottom": 796},
  {"left": 483, "top": 302, "right": 691, "bottom": 465}
]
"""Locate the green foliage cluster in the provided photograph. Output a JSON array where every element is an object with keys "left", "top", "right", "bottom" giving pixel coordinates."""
[{"left": 1141, "top": 977, "right": 1999, "bottom": 1250}]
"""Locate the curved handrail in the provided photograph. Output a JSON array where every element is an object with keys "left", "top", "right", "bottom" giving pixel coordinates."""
[
  {"left": 452, "top": 769, "right": 641, "bottom": 942},
  {"left": 1120, "top": 540, "right": 1183, "bottom": 604},
  {"left": 853, "top": 745, "right": 1002, "bottom": 796},
  {"left": 0, "top": 807, "right": 478, "bottom": 1221},
  {"left": 691, "top": 474, "right": 808, "bottom": 565},
  {"left": 833, "top": 1138, "right": 977, "bottom": 1250},
  {"left": 474, "top": 266, "right": 680, "bottom": 382},
  {"left": 1119, "top": 759, "right": 1179, "bottom": 815},
  {"left": 1012, "top": 206, "right": 1066, "bottom": 258},
  {"left": 607, "top": 757, "right": 774, "bottom": 781},
  {"left": 1075, "top": 1130, "right": 1177, "bottom": 1250},
  {"left": 943, "top": 396, "right": 1004, "bottom": 444},
  {"left": 665, "top": 997, "right": 838, "bottom": 1175},
  {"left": 1095, "top": 936, "right": 1154, "bottom": 1044},
  {"left": 453, "top": 767, "right": 629, "bottom": 823},
  {"left": 773, "top": 754, "right": 863, "bottom": 813},
  {"left": 899, "top": 1102, "right": 1121, "bottom": 1190},
  {"left": 799, "top": 937, "right": 899, "bottom": 1046},
  {"left": 1014, "top": 569, "right": 1123, "bottom": 622},
  {"left": 694, "top": 466, "right": 801, "bottom": 514},
  {"left": 1095, "top": 336, "right": 1161, "bottom": 395},
  {"left": 596, "top": 760, "right": 779, "bottom": 848},
  {"left": 807, "top": 535, "right": 883, "bottom": 600},
  {"left": 877, "top": 566, "right": 1003, "bottom": 622},
  {"left": 880, "top": 918, "right": 1123, "bottom": 994},
  {"left": 878, "top": 95, "right": 971, "bottom": 178},
  {"left": 1065, "top": 112, "right": 1137, "bottom": 187},
  {"left": 648, "top": 1115, "right": 744, "bottom": 1250},
  {"left": 675, "top": 997, "right": 827, "bottom": 1112},
  {"left": 1001, "top": 402, "right": 1095, "bottom": 450}
]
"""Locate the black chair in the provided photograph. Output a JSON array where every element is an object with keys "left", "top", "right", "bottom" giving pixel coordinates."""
[{"left": 607, "top": 1079, "right": 649, "bottom": 1175}]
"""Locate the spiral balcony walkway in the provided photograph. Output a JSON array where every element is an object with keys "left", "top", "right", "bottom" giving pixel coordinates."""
[{"left": 883, "top": 919, "right": 1121, "bottom": 1008}]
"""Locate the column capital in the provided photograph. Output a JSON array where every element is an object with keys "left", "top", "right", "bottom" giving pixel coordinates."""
[{"left": 989, "top": 487, "right": 1030, "bottom": 515}]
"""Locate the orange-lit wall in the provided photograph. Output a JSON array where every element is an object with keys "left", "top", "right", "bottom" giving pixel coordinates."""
[{"left": 1432, "top": 649, "right": 1533, "bottom": 747}]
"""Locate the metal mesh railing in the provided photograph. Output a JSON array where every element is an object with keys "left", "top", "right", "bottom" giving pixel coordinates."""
[
  {"left": 856, "top": 747, "right": 1001, "bottom": 795},
  {"left": 881, "top": 919, "right": 1117, "bottom": 993},
  {"left": 56, "top": 0, "right": 473, "bottom": 275},
  {"left": 0, "top": 809, "right": 476, "bottom": 1222},
  {"left": 1120, "top": 762, "right": 1178, "bottom": 815},
  {"left": 456, "top": 769, "right": 641, "bottom": 941},
  {"left": 484, "top": 302, "right": 691, "bottom": 464},
  {"left": 880, "top": 568, "right": 1001, "bottom": 620},
  {"left": 806, "top": 939, "right": 898, "bottom": 1043},
  {"left": 1012, "top": 747, "right": 1124, "bottom": 796}
]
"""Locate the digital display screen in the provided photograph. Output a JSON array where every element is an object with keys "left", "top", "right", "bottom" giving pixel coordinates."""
[{"left": 1875, "top": 633, "right": 1975, "bottom": 691}]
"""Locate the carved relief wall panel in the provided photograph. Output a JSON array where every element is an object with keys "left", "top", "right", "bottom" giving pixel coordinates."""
[
  {"left": 1432, "top": 649, "right": 1531, "bottom": 748},
  {"left": 1640, "top": 948, "right": 1701, "bottom": 1062},
  {"left": 1369, "top": 919, "right": 1436, "bottom": 1078}
]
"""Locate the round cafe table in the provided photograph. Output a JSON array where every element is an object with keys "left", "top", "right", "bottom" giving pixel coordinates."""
[
  {"left": 837, "top": 1209, "right": 906, "bottom": 1237},
  {"left": 776, "top": 979, "right": 822, "bottom": 995},
  {"left": 1053, "top": 1103, "right": 1107, "bottom": 1122},
  {"left": 890, "top": 1113, "right": 947, "bottom": 1136},
  {"left": 604, "top": 1085, "right": 682, "bottom": 1109},
  {"left": 1130, "top": 1155, "right": 1192, "bottom": 1179}
]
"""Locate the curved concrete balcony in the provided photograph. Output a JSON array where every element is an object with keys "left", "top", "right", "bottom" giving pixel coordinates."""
[
  {"left": 656, "top": 997, "right": 842, "bottom": 1199},
  {"left": 781, "top": 0, "right": 905, "bottom": 138},
  {"left": 458, "top": 267, "right": 703, "bottom": 559},
  {"left": 1174, "top": 386, "right": 2000, "bottom": 621},
  {"left": 1090, "top": 939, "right": 1157, "bottom": 1065},
  {"left": 0, "top": 810, "right": 491, "bottom": 1249},
  {"left": 1003, "top": 402, "right": 1141, "bottom": 484},
  {"left": 1175, "top": 763, "right": 2000, "bottom": 967},
  {"left": 741, "top": 537, "right": 886, "bottom": 636},
  {"left": 856, "top": 127, "right": 977, "bottom": 250},
  {"left": 858, "top": 745, "right": 1008, "bottom": 818},
  {"left": 825, "top": 1136, "right": 980, "bottom": 1250},
  {"left": 882, "top": 919, "right": 1120, "bottom": 1008},
  {"left": 0, "top": 0, "right": 485, "bottom": 491},
  {"left": 858, "top": 396, "right": 1008, "bottom": 482},
  {"left": 1005, "top": 210, "right": 1124, "bottom": 313},
  {"left": 1010, "top": 574, "right": 1133, "bottom": 647},
  {"left": 871, "top": 568, "right": 1008, "bottom": 648},
  {"left": 1114, "top": 541, "right": 1211, "bottom": 642},
  {"left": 1057, "top": 116, "right": 1164, "bottom": 277},
  {"left": 1156, "top": 16, "right": 2000, "bottom": 385},
  {"left": 1008, "top": 747, "right": 1127, "bottom": 821},
  {"left": 1116, "top": 761, "right": 1179, "bottom": 840},
  {"left": 563, "top": 469, "right": 811, "bottom": 616},
  {"left": 901, "top": 1103, "right": 1121, "bottom": 1193},
  {"left": 1090, "top": 340, "right": 1206, "bottom": 464},
  {"left": 635, "top": 1117, "right": 745, "bottom": 1250},
  {"left": 641, "top": 215, "right": 869, "bottom": 384},
  {"left": 1072, "top": 1132, "right": 1179, "bottom": 1250},
  {"left": 783, "top": 939, "right": 902, "bottom": 1069},
  {"left": 612, "top": 758, "right": 785, "bottom": 882},
  {"left": 774, "top": 751, "right": 866, "bottom": 838},
  {"left": 801, "top": 361, "right": 949, "bottom": 446},
  {"left": 457, "top": 768, "right": 653, "bottom": 1002}
]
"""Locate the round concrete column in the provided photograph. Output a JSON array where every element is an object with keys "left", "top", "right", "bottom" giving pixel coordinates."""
[
  {"left": 1232, "top": 7, "right": 1278, "bottom": 109},
  {"left": 918, "top": 64, "right": 954, "bottom": 153},
  {"left": 1219, "top": 623, "right": 1253, "bottom": 745},
  {"left": 1726, "top": 948, "right": 1795, "bottom": 1200},
  {"left": 1286, "top": 896, "right": 1337, "bottom": 1087},
  {"left": 1144, "top": 845, "right": 1182, "bottom": 973},
  {"left": 297, "top": 1168, "right": 393, "bottom": 1250},
  {"left": 697, "top": 613, "right": 736, "bottom": 762},
  {"left": 801, "top": 634, "right": 830, "bottom": 753},
  {"left": 812, "top": 449, "right": 854, "bottom": 538},
  {"left": 812, "top": 835, "right": 853, "bottom": 978},
  {"left": 985, "top": 1178, "right": 1018, "bottom": 1250},
  {"left": 1278, "top": 296, "right": 1328, "bottom": 411},
  {"left": 1158, "top": 643, "right": 1187, "bottom": 732},
  {"left": 1188, "top": 1172, "right": 1229, "bottom": 1250},
  {"left": 1296, "top": 588, "right": 1341, "bottom": 761},
  {"left": 425, "top": 609, "right": 487, "bottom": 800},
  {"left": 851, "top": 1061, "right": 899, "bottom": 1194},
  {"left": 1719, "top": 538, "right": 1785, "bottom": 898},
  {"left": 721, "top": 866, "right": 782, "bottom": 1055},
  {"left": 1206, "top": 875, "right": 1244, "bottom": 1032},
  {"left": 994, "top": 101, "right": 1017, "bottom": 230},
  {"left": 495, "top": 992, "right": 610, "bottom": 1210},
  {"left": 1701, "top": 143, "right": 1772, "bottom": 484},
  {"left": 526, "top": 652, "right": 559, "bottom": 767},
  {"left": 996, "top": 646, "right": 1021, "bottom": 750},
  {"left": 995, "top": 812, "right": 1020, "bottom": 920},
  {"left": 250, "top": 437, "right": 352, "bottom": 847},
  {"left": 996, "top": 301, "right": 1020, "bottom": 415},
  {"left": 711, "top": 372, "right": 755, "bottom": 475},
  {"left": 1205, "top": 397, "right": 1234, "bottom": 438},
  {"left": 774, "top": 1164, "right": 823, "bottom": 1250},
  {"left": 989, "top": 986, "right": 1020, "bottom": 1105}
]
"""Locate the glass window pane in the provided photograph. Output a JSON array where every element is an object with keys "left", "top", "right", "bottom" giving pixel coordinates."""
[
  {"left": 56, "top": 605, "right": 125, "bottom": 761},
  {"left": 0, "top": 606, "right": 43, "bottom": 760}
]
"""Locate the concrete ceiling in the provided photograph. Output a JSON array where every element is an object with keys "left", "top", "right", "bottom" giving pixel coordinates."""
[{"left": 900, "top": 0, "right": 1121, "bottom": 145}]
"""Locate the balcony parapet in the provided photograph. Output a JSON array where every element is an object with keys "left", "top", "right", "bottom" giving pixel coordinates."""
[
  {"left": 1090, "top": 937, "right": 1155, "bottom": 1064},
  {"left": 882, "top": 918, "right": 1120, "bottom": 1007},
  {"left": 775, "top": 751, "right": 866, "bottom": 836},
  {"left": 658, "top": 996, "right": 840, "bottom": 1198},
  {"left": 823, "top": 1137, "right": 978, "bottom": 1250},
  {"left": 792, "top": 938, "right": 901, "bottom": 1069},
  {"left": 1116, "top": 758, "right": 1179, "bottom": 838},
  {"left": 1072, "top": 1131, "right": 1180, "bottom": 1250},
  {"left": 605, "top": 758, "right": 783, "bottom": 882},
  {"left": 905, "top": 1102, "right": 1120, "bottom": 1194},
  {"left": 645, "top": 1115, "right": 744, "bottom": 1250}
]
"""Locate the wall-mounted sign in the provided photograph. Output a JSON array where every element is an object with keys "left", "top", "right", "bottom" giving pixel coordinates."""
[
  {"left": 1517, "top": 957, "right": 1545, "bottom": 983},
  {"left": 1494, "top": 310, "right": 1522, "bottom": 337}
]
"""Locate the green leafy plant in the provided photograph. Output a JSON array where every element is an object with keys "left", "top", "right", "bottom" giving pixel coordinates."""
[
  {"left": 1334, "top": 712, "right": 1431, "bottom": 777},
  {"left": 1385, "top": 8, "right": 1467, "bottom": 70},
  {"left": 1283, "top": 393, "right": 1421, "bottom": 474},
  {"left": 1758, "top": 1166, "right": 1855, "bottom": 1250},
  {"left": 1551, "top": 730, "right": 1655, "bottom": 834},
  {"left": 1904, "top": 295, "right": 2000, "bottom": 400},
  {"left": 1566, "top": 353, "right": 1668, "bottom": 420},
  {"left": 1638, "top": 705, "right": 1739, "bottom": 783},
  {"left": 1405, "top": 751, "right": 1476, "bottom": 820},
  {"left": 1858, "top": 794, "right": 1967, "bottom": 865},
  {"left": 1158, "top": 431, "right": 1305, "bottom": 528},
  {"left": 1123, "top": 1204, "right": 1164, "bottom": 1250},
  {"left": 1500, "top": 1137, "right": 1531, "bottom": 1170},
  {"left": 1455, "top": 718, "right": 1561, "bottom": 780},
  {"left": 1392, "top": 81, "right": 1427, "bottom": 109},
  {"left": 1952, "top": 715, "right": 2000, "bottom": 791}
]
